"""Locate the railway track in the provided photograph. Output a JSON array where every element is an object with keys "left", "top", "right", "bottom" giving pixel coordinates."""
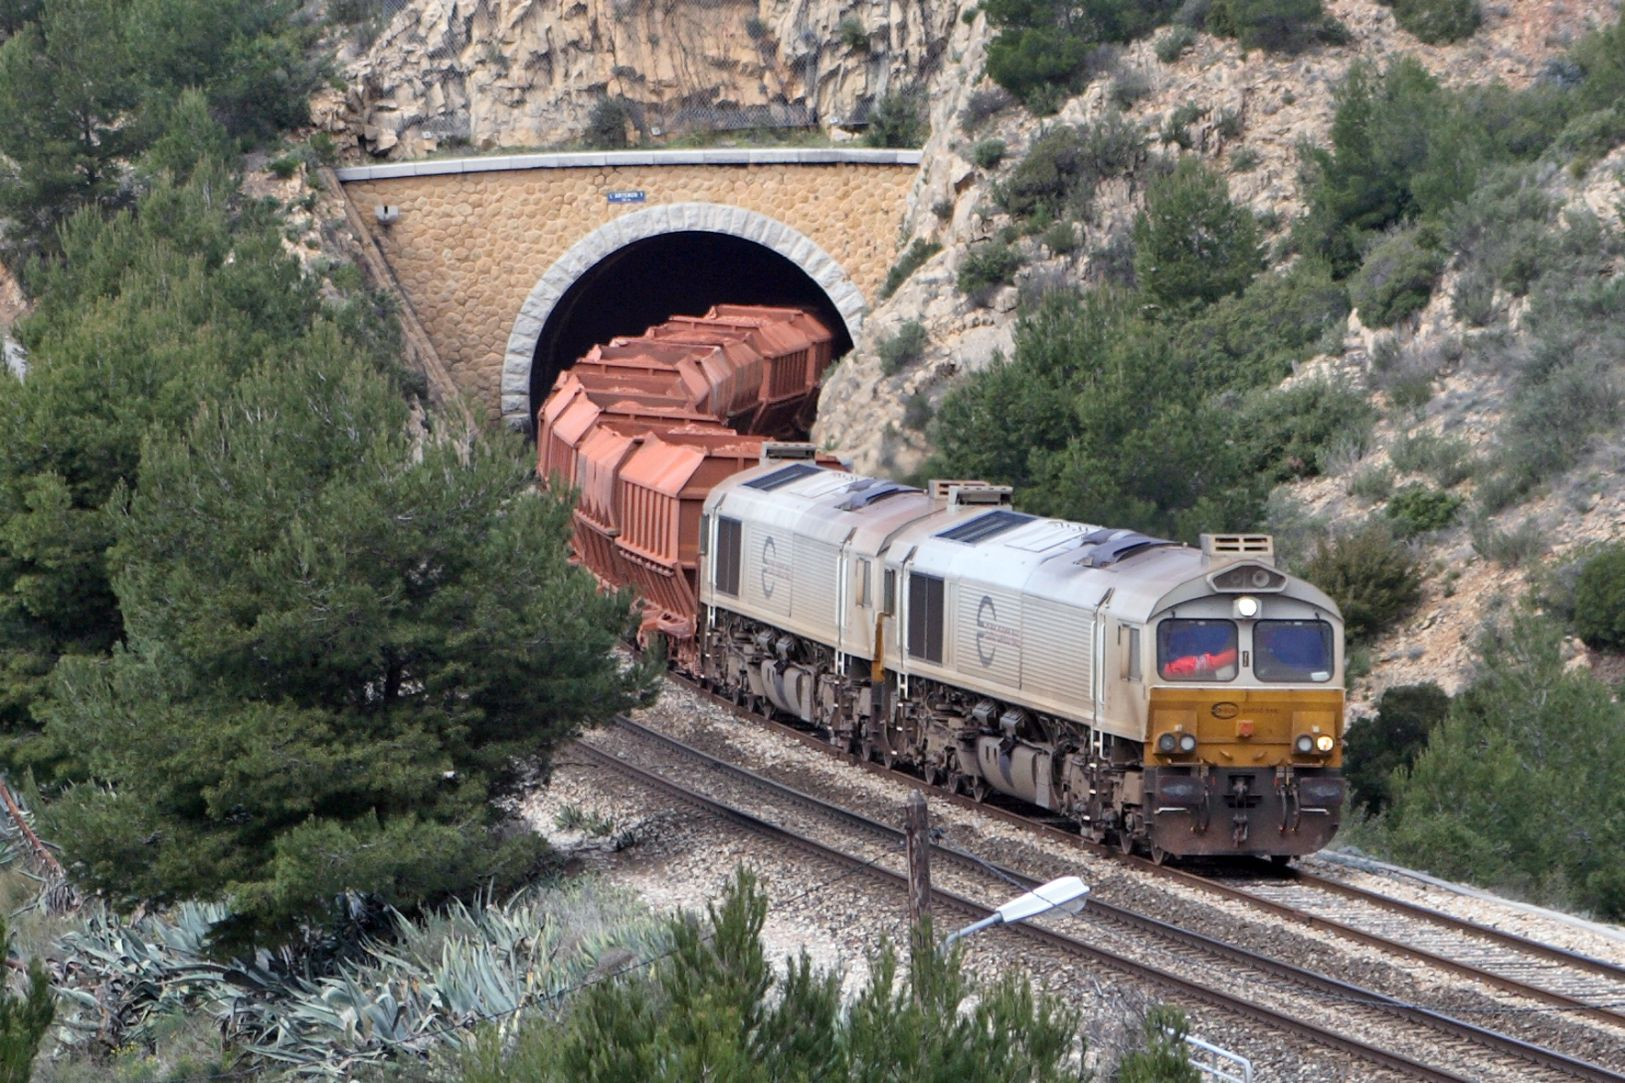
[
  {"left": 670, "top": 672, "right": 1625, "bottom": 1053},
  {"left": 577, "top": 712, "right": 1624, "bottom": 1082}
]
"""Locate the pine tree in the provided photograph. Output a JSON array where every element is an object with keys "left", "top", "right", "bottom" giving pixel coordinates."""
[
  {"left": 1115, "top": 1004, "right": 1200, "bottom": 1081},
  {"left": 466, "top": 867, "right": 1086, "bottom": 1080},
  {"left": 42, "top": 338, "right": 657, "bottom": 944}
]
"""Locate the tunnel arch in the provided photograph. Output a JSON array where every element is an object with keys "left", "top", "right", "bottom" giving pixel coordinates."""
[{"left": 500, "top": 203, "right": 865, "bottom": 431}]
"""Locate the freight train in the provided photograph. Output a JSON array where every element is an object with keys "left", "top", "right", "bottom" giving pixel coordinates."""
[{"left": 538, "top": 305, "right": 1347, "bottom": 861}]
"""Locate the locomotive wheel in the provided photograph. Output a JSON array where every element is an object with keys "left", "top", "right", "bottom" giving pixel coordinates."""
[
  {"left": 969, "top": 777, "right": 991, "bottom": 802},
  {"left": 1149, "top": 845, "right": 1171, "bottom": 866},
  {"left": 859, "top": 738, "right": 877, "bottom": 764},
  {"left": 1113, "top": 829, "right": 1135, "bottom": 857}
]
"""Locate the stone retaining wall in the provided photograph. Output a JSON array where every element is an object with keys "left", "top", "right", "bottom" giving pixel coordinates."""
[{"left": 338, "top": 149, "right": 921, "bottom": 423}]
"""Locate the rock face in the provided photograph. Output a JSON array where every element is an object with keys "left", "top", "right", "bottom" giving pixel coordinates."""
[{"left": 325, "top": 0, "right": 958, "bottom": 159}]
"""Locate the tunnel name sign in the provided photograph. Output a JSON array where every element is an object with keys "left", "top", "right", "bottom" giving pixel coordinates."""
[{"left": 607, "top": 190, "right": 647, "bottom": 204}]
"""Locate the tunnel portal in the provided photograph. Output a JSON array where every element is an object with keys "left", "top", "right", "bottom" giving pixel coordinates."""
[{"left": 528, "top": 230, "right": 854, "bottom": 428}]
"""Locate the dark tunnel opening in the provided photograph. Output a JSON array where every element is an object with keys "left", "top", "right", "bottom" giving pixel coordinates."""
[{"left": 527, "top": 230, "right": 854, "bottom": 431}]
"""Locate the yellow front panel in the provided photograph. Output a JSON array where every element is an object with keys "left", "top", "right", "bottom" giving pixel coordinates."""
[{"left": 1148, "top": 687, "right": 1345, "bottom": 768}]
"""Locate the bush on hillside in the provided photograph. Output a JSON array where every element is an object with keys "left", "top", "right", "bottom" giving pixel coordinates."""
[
  {"left": 1379, "top": 0, "right": 1480, "bottom": 45},
  {"left": 1132, "top": 157, "right": 1263, "bottom": 309},
  {"left": 971, "top": 137, "right": 1007, "bottom": 169},
  {"left": 1379, "top": 617, "right": 1625, "bottom": 920},
  {"left": 1385, "top": 483, "right": 1462, "bottom": 537},
  {"left": 877, "top": 320, "right": 927, "bottom": 375},
  {"left": 864, "top": 87, "right": 927, "bottom": 147},
  {"left": 1240, "top": 378, "right": 1374, "bottom": 483},
  {"left": 1345, "top": 683, "right": 1451, "bottom": 817},
  {"left": 1300, "top": 521, "right": 1421, "bottom": 641},
  {"left": 995, "top": 115, "right": 1146, "bottom": 224},
  {"left": 584, "top": 97, "right": 633, "bottom": 148},
  {"left": 981, "top": 0, "right": 1180, "bottom": 106},
  {"left": 1573, "top": 543, "right": 1625, "bottom": 652},
  {"left": 957, "top": 241, "right": 1024, "bottom": 301},
  {"left": 1350, "top": 227, "right": 1444, "bottom": 327},
  {"left": 1206, "top": 0, "right": 1345, "bottom": 53}
]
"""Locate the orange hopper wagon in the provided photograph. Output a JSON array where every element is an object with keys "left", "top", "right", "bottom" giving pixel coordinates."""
[{"left": 534, "top": 304, "right": 839, "bottom": 662}]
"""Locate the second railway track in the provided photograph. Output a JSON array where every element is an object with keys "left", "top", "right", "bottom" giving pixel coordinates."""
[{"left": 571, "top": 709, "right": 1625, "bottom": 1082}]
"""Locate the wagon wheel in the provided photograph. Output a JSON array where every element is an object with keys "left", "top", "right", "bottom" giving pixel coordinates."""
[
  {"left": 944, "top": 754, "right": 965, "bottom": 796},
  {"left": 880, "top": 747, "right": 897, "bottom": 770},
  {"left": 968, "top": 776, "right": 991, "bottom": 803},
  {"left": 1113, "top": 829, "right": 1137, "bottom": 857},
  {"left": 1149, "top": 845, "right": 1171, "bottom": 866},
  {"left": 859, "top": 737, "right": 877, "bottom": 764},
  {"left": 921, "top": 762, "right": 943, "bottom": 788}
]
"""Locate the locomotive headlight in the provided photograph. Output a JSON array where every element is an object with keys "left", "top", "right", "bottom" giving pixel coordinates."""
[
  {"left": 1315, "top": 734, "right": 1335, "bottom": 753},
  {"left": 1157, "top": 732, "right": 1178, "bottom": 754},
  {"left": 1178, "top": 733, "right": 1199, "bottom": 754},
  {"left": 1234, "top": 595, "right": 1261, "bottom": 619},
  {"left": 1294, "top": 733, "right": 1315, "bottom": 755}
]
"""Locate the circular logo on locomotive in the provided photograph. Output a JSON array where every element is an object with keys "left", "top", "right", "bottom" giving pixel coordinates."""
[
  {"left": 975, "top": 595, "right": 998, "bottom": 667},
  {"left": 761, "top": 536, "right": 777, "bottom": 599},
  {"left": 1210, "top": 702, "right": 1240, "bottom": 719}
]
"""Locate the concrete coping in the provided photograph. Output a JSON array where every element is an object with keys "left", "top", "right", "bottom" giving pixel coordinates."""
[{"left": 335, "top": 147, "right": 924, "bottom": 181}]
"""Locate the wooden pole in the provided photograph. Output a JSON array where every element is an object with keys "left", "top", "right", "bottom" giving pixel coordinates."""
[{"left": 904, "top": 789, "right": 932, "bottom": 932}]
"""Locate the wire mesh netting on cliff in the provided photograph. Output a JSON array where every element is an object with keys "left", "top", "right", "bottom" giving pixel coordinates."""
[{"left": 333, "top": 0, "right": 889, "bottom": 140}]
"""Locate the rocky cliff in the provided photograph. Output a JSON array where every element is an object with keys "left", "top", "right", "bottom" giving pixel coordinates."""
[{"left": 323, "top": 0, "right": 957, "bottom": 157}]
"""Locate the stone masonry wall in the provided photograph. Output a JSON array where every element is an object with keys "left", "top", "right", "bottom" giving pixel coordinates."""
[{"left": 339, "top": 152, "right": 920, "bottom": 421}]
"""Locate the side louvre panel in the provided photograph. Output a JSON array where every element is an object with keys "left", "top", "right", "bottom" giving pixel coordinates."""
[{"left": 1020, "top": 597, "right": 1094, "bottom": 709}]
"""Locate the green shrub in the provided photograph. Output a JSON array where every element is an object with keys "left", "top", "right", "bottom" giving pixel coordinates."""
[
  {"left": 1158, "top": 101, "right": 1205, "bottom": 148},
  {"left": 585, "top": 97, "right": 633, "bottom": 149},
  {"left": 1110, "top": 66, "right": 1154, "bottom": 109},
  {"left": 1301, "top": 521, "right": 1422, "bottom": 640},
  {"left": 1348, "top": 463, "right": 1395, "bottom": 502},
  {"left": 1133, "top": 156, "right": 1263, "bottom": 309},
  {"left": 1573, "top": 544, "right": 1625, "bottom": 651},
  {"left": 957, "top": 241, "right": 1024, "bottom": 300},
  {"left": 1380, "top": 0, "right": 1480, "bottom": 44},
  {"left": 1155, "top": 24, "right": 1197, "bottom": 61},
  {"left": 1207, "top": 0, "right": 1344, "bottom": 52},
  {"left": 971, "top": 137, "right": 1007, "bottom": 169},
  {"left": 267, "top": 154, "right": 302, "bottom": 179},
  {"left": 1387, "top": 430, "right": 1472, "bottom": 487},
  {"left": 881, "top": 240, "right": 941, "bottom": 299},
  {"left": 864, "top": 88, "right": 928, "bottom": 147},
  {"left": 1379, "top": 616, "right": 1625, "bottom": 920},
  {"left": 839, "top": 15, "right": 868, "bottom": 49},
  {"left": 1041, "top": 219, "right": 1081, "bottom": 254},
  {"left": 1469, "top": 515, "right": 1545, "bottom": 567},
  {"left": 1344, "top": 683, "right": 1450, "bottom": 817},
  {"left": 995, "top": 116, "right": 1145, "bottom": 224},
  {"left": 1241, "top": 378, "right": 1374, "bottom": 482},
  {"left": 1182, "top": 259, "right": 1349, "bottom": 388},
  {"left": 1385, "top": 482, "right": 1462, "bottom": 537},
  {"left": 960, "top": 87, "right": 1016, "bottom": 131},
  {"left": 878, "top": 320, "right": 928, "bottom": 375},
  {"left": 1229, "top": 145, "right": 1260, "bottom": 171},
  {"left": 1349, "top": 228, "right": 1444, "bottom": 327}
]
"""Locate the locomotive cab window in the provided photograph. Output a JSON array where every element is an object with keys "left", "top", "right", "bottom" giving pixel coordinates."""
[
  {"left": 1254, "top": 620, "right": 1334, "bottom": 682},
  {"left": 1158, "top": 619, "right": 1238, "bottom": 682}
]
